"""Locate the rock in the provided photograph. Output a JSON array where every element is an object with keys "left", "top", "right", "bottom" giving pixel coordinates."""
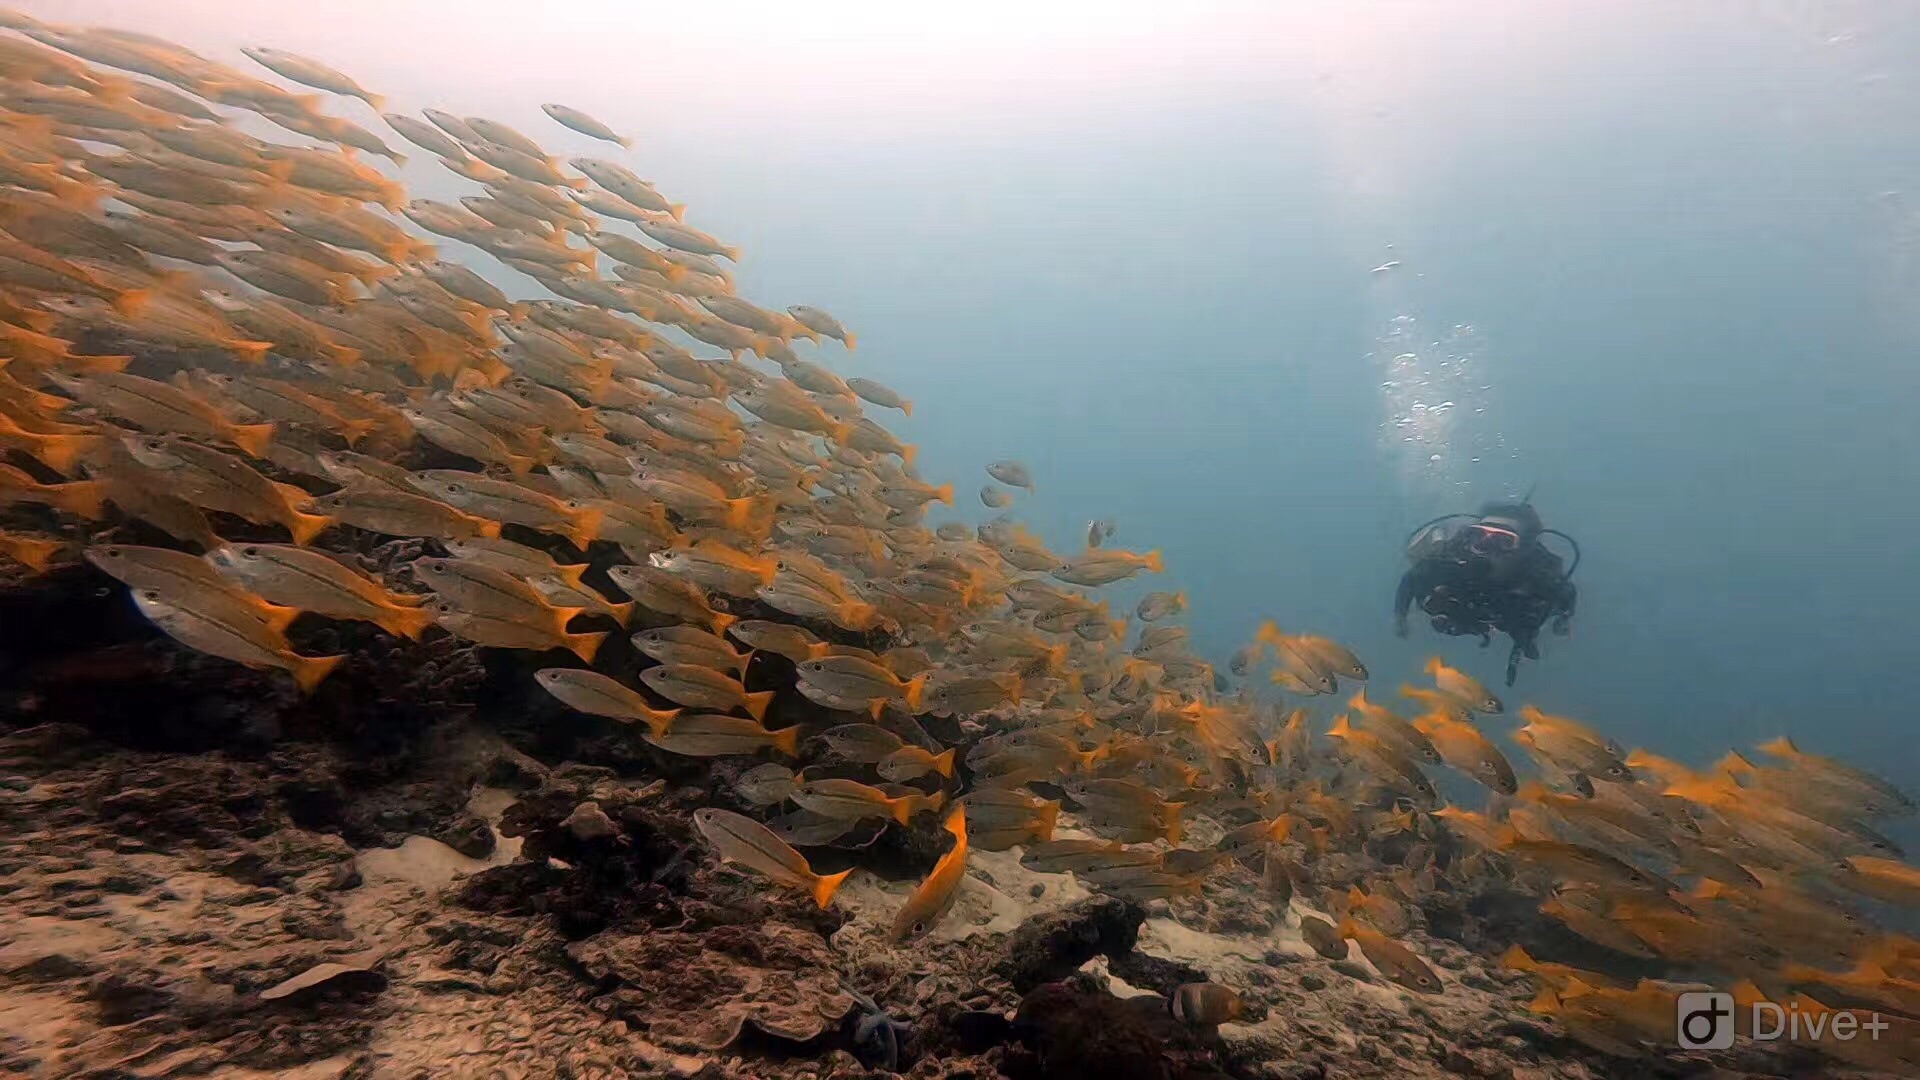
[
  {"left": 325, "top": 862, "right": 362, "bottom": 891},
  {"left": 259, "top": 960, "right": 388, "bottom": 1002},
  {"left": 1331, "top": 960, "right": 1376, "bottom": 983},
  {"left": 1006, "top": 982, "right": 1225, "bottom": 1080},
  {"left": 993, "top": 896, "right": 1145, "bottom": 993},
  {"left": 563, "top": 801, "right": 619, "bottom": 842},
  {"left": 1297, "top": 973, "right": 1325, "bottom": 991},
  {"left": 435, "top": 813, "right": 497, "bottom": 859},
  {"left": 414, "top": 968, "right": 492, "bottom": 994},
  {"left": 567, "top": 922, "right": 854, "bottom": 1051},
  {"left": 1108, "top": 950, "right": 1210, "bottom": 997}
]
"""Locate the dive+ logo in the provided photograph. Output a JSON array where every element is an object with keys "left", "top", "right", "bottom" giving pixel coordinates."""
[{"left": 1676, "top": 991, "right": 1890, "bottom": 1051}]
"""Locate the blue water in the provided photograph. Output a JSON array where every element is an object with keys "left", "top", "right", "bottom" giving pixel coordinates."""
[{"left": 74, "top": 0, "right": 1920, "bottom": 795}]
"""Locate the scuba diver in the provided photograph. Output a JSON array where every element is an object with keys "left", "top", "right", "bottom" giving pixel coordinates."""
[{"left": 1395, "top": 499, "right": 1579, "bottom": 687}]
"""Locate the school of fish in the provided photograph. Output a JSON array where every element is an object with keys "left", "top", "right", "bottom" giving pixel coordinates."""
[{"left": 0, "top": 13, "right": 1916, "bottom": 1069}]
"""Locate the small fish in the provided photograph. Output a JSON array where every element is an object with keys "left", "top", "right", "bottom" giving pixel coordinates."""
[
  {"left": 1514, "top": 709, "right": 1632, "bottom": 782},
  {"left": 1169, "top": 983, "right": 1244, "bottom": 1028},
  {"left": 644, "top": 714, "right": 799, "bottom": 757},
  {"left": 1413, "top": 712, "right": 1518, "bottom": 794},
  {"left": 878, "top": 744, "right": 957, "bottom": 782},
  {"left": 785, "top": 305, "right": 854, "bottom": 348},
  {"left": 607, "top": 565, "right": 737, "bottom": 635},
  {"left": 692, "top": 807, "right": 853, "bottom": 908},
  {"left": 433, "top": 602, "right": 606, "bottom": 663},
  {"left": 46, "top": 370, "right": 273, "bottom": 459},
  {"left": 891, "top": 807, "right": 968, "bottom": 941},
  {"left": 821, "top": 723, "right": 909, "bottom": 763},
  {"left": 960, "top": 788, "right": 1059, "bottom": 845},
  {"left": 638, "top": 663, "right": 774, "bottom": 721},
  {"left": 795, "top": 655, "right": 928, "bottom": 714},
  {"left": 846, "top": 377, "right": 911, "bottom": 416},
  {"left": 734, "top": 763, "right": 797, "bottom": 807},
  {"left": 1136, "top": 591, "right": 1187, "bottom": 621},
  {"left": 307, "top": 488, "right": 500, "bottom": 541},
  {"left": 986, "top": 460, "right": 1033, "bottom": 490},
  {"left": 980, "top": 486, "right": 1013, "bottom": 509},
  {"left": 1298, "top": 914, "right": 1347, "bottom": 959},
  {"left": 241, "top": 46, "right": 381, "bottom": 108},
  {"left": 1338, "top": 918, "right": 1443, "bottom": 994},
  {"left": 409, "top": 471, "right": 600, "bottom": 548},
  {"left": 791, "top": 777, "right": 945, "bottom": 825},
  {"left": 1347, "top": 689, "right": 1439, "bottom": 764},
  {"left": 534, "top": 668, "right": 679, "bottom": 734},
  {"left": 443, "top": 536, "right": 588, "bottom": 589},
  {"left": 121, "top": 434, "right": 332, "bottom": 545},
  {"left": 1424, "top": 657, "right": 1502, "bottom": 713},
  {"left": 1018, "top": 839, "right": 1151, "bottom": 876},
  {"left": 537, "top": 101, "right": 633, "bottom": 147},
  {"left": 1051, "top": 548, "right": 1163, "bottom": 587},
  {"left": 632, "top": 625, "right": 753, "bottom": 675},
  {"left": 130, "top": 587, "right": 341, "bottom": 693},
  {"left": 206, "top": 543, "right": 432, "bottom": 640},
  {"left": 1325, "top": 716, "right": 1437, "bottom": 806},
  {"left": 727, "top": 619, "right": 829, "bottom": 663},
  {"left": 415, "top": 556, "right": 581, "bottom": 629}
]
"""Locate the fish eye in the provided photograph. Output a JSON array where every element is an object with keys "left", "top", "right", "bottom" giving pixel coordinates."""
[{"left": 242, "top": 546, "right": 260, "bottom": 557}]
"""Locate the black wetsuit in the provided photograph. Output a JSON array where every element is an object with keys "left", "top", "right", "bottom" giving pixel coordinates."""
[{"left": 1395, "top": 536, "right": 1576, "bottom": 685}]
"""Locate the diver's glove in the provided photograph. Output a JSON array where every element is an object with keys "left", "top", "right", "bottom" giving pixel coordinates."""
[{"left": 1551, "top": 615, "right": 1570, "bottom": 636}]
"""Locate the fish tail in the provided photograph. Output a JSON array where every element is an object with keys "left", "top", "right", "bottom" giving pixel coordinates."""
[
  {"left": 376, "top": 602, "right": 436, "bottom": 641},
  {"left": 665, "top": 199, "right": 684, "bottom": 219},
  {"left": 771, "top": 724, "right": 800, "bottom": 757},
  {"left": 811, "top": 867, "right": 853, "bottom": 909},
  {"left": 50, "top": 479, "right": 107, "bottom": 520},
  {"left": 721, "top": 245, "right": 741, "bottom": 263},
  {"left": 336, "top": 417, "right": 378, "bottom": 447},
  {"left": 227, "top": 422, "right": 275, "bottom": 459},
  {"left": 844, "top": 333, "right": 857, "bottom": 350},
  {"left": 110, "top": 287, "right": 152, "bottom": 318},
  {"left": 1424, "top": 656, "right": 1443, "bottom": 676},
  {"left": 52, "top": 177, "right": 100, "bottom": 210},
  {"left": 506, "top": 452, "right": 536, "bottom": 476},
  {"left": 733, "top": 689, "right": 773, "bottom": 724},
  {"left": 603, "top": 600, "right": 635, "bottom": 626},
  {"left": 868, "top": 698, "right": 885, "bottom": 720},
  {"left": 708, "top": 609, "right": 738, "bottom": 636},
  {"left": 903, "top": 672, "right": 927, "bottom": 712},
  {"left": 1144, "top": 549, "right": 1164, "bottom": 573},
  {"left": 890, "top": 797, "right": 916, "bottom": 826},
  {"left": 476, "top": 519, "right": 502, "bottom": 539},
  {"left": 290, "top": 652, "right": 345, "bottom": 694},
  {"left": 32, "top": 434, "right": 93, "bottom": 477},
  {"left": 1162, "top": 803, "right": 1185, "bottom": 846},
  {"left": 2, "top": 535, "right": 62, "bottom": 573},
  {"left": 932, "top": 747, "right": 956, "bottom": 778},
  {"left": 1756, "top": 735, "right": 1799, "bottom": 760},
  {"left": 551, "top": 629, "right": 603, "bottom": 664},
  {"left": 1035, "top": 800, "right": 1059, "bottom": 842}
]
